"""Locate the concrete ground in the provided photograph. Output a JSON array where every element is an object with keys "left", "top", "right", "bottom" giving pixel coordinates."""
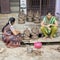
[
  {"left": 0, "top": 13, "right": 60, "bottom": 60},
  {"left": 0, "top": 40, "right": 60, "bottom": 60}
]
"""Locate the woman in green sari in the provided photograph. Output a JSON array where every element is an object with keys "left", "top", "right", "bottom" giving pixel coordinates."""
[{"left": 41, "top": 12, "right": 58, "bottom": 39}]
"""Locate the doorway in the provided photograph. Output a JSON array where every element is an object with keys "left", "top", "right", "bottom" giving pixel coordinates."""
[
  {"left": 41, "top": 0, "right": 48, "bottom": 15},
  {"left": 27, "top": 0, "right": 40, "bottom": 13},
  {"left": 27, "top": 0, "right": 56, "bottom": 15}
]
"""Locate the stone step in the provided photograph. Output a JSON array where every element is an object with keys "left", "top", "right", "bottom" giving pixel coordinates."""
[
  {"left": 10, "top": 0, "right": 19, "bottom": 2},
  {"left": 10, "top": 7, "right": 19, "bottom": 12},
  {"left": 10, "top": 2, "right": 19, "bottom": 6}
]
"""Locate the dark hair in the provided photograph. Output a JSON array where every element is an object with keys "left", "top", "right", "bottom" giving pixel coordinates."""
[
  {"left": 9, "top": 17, "right": 15, "bottom": 25},
  {"left": 46, "top": 9, "right": 52, "bottom": 15},
  {"left": 2, "top": 17, "right": 15, "bottom": 32}
]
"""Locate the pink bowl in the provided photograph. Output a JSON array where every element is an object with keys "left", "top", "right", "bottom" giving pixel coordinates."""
[{"left": 34, "top": 42, "right": 42, "bottom": 49}]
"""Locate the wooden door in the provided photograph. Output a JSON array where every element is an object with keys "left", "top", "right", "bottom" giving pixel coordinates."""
[
  {"left": 0, "top": 0, "right": 1, "bottom": 13},
  {"left": 27, "top": 0, "right": 56, "bottom": 15},
  {"left": 1, "top": 0, "right": 10, "bottom": 13},
  {"left": 41, "top": 0, "right": 56, "bottom": 15},
  {"left": 27, "top": 0, "right": 40, "bottom": 13},
  {"left": 41, "top": 0, "right": 48, "bottom": 15},
  {"left": 48, "top": 0, "right": 56, "bottom": 15}
]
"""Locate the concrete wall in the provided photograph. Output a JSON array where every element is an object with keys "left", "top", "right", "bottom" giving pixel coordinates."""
[
  {"left": 55, "top": 0, "right": 60, "bottom": 16},
  {"left": 10, "top": 0, "right": 19, "bottom": 13}
]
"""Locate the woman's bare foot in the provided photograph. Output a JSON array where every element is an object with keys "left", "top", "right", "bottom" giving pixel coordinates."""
[
  {"left": 6, "top": 44, "right": 11, "bottom": 48},
  {"left": 6, "top": 41, "right": 12, "bottom": 48},
  {"left": 50, "top": 36, "right": 54, "bottom": 39},
  {"left": 43, "top": 36, "right": 48, "bottom": 40}
]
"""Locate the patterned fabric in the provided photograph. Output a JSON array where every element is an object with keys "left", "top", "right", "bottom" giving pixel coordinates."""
[
  {"left": 43, "top": 16, "right": 57, "bottom": 34},
  {"left": 41, "top": 26, "right": 57, "bottom": 37},
  {"left": 43, "top": 16, "right": 56, "bottom": 25},
  {"left": 2, "top": 24, "right": 22, "bottom": 47}
]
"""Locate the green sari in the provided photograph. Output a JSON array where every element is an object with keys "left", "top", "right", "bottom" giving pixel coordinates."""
[
  {"left": 43, "top": 16, "right": 56, "bottom": 34},
  {"left": 43, "top": 16, "right": 56, "bottom": 24},
  {"left": 41, "top": 16, "right": 57, "bottom": 37}
]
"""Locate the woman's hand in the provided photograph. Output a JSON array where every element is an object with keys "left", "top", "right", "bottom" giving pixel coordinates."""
[
  {"left": 46, "top": 24, "right": 51, "bottom": 30},
  {"left": 47, "top": 24, "right": 52, "bottom": 27},
  {"left": 16, "top": 30, "right": 20, "bottom": 34},
  {"left": 48, "top": 27, "right": 51, "bottom": 30}
]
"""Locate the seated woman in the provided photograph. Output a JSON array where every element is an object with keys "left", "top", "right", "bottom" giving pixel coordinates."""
[
  {"left": 2, "top": 17, "right": 23, "bottom": 48},
  {"left": 41, "top": 11, "right": 58, "bottom": 39}
]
